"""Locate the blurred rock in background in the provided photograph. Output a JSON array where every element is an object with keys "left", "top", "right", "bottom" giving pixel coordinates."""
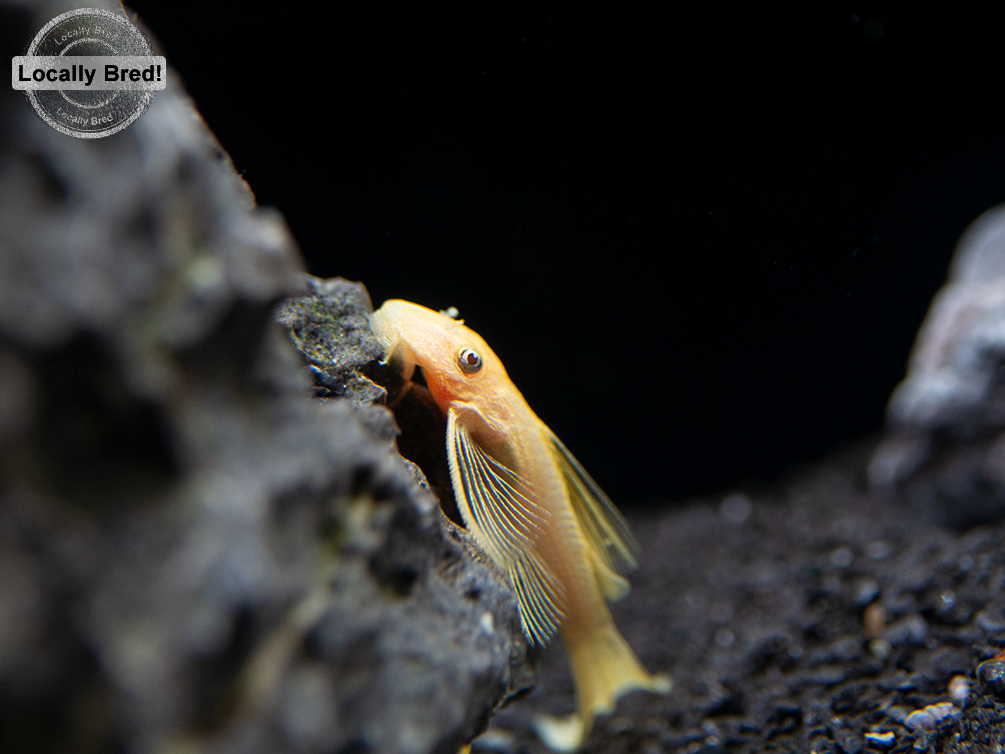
[{"left": 870, "top": 204, "right": 1005, "bottom": 528}]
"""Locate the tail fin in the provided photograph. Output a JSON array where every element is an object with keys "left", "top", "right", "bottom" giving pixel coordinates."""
[
  {"left": 567, "top": 620, "right": 672, "bottom": 730},
  {"left": 534, "top": 621, "right": 671, "bottom": 751}
]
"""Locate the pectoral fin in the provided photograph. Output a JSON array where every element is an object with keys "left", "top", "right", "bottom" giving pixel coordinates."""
[
  {"left": 446, "top": 409, "right": 564, "bottom": 644},
  {"left": 545, "top": 430, "right": 639, "bottom": 600}
]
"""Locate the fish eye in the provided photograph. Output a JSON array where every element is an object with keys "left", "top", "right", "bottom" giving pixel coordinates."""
[{"left": 457, "top": 347, "right": 483, "bottom": 374}]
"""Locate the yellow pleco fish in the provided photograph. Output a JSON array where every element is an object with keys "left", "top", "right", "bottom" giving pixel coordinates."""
[{"left": 370, "top": 300, "right": 670, "bottom": 750}]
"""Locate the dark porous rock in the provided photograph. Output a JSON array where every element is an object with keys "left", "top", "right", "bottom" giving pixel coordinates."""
[
  {"left": 0, "top": 1, "right": 531, "bottom": 752},
  {"left": 870, "top": 204, "right": 1005, "bottom": 528},
  {"left": 275, "top": 276, "right": 389, "bottom": 407}
]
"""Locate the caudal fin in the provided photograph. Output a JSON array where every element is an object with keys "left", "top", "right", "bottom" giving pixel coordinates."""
[{"left": 534, "top": 621, "right": 671, "bottom": 751}]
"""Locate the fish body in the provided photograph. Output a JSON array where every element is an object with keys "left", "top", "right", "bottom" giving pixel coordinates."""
[{"left": 369, "top": 300, "right": 669, "bottom": 749}]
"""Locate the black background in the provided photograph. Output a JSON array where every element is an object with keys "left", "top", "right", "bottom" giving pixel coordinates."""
[{"left": 125, "top": 4, "right": 1005, "bottom": 506}]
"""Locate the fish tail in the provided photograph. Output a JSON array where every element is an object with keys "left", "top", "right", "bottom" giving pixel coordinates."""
[
  {"left": 567, "top": 618, "right": 671, "bottom": 730},
  {"left": 534, "top": 619, "right": 671, "bottom": 751}
]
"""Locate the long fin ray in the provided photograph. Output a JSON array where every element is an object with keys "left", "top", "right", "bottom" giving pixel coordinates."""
[
  {"left": 545, "top": 430, "right": 640, "bottom": 578},
  {"left": 511, "top": 553, "right": 562, "bottom": 641},
  {"left": 447, "top": 409, "right": 564, "bottom": 644}
]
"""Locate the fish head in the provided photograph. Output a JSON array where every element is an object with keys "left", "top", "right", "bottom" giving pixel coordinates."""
[{"left": 369, "top": 299, "right": 508, "bottom": 417}]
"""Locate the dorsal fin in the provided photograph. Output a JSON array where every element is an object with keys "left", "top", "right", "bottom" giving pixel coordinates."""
[{"left": 544, "top": 429, "right": 639, "bottom": 600}]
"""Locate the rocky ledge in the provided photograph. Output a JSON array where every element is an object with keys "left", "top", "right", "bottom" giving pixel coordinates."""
[{"left": 0, "top": 1, "right": 532, "bottom": 752}]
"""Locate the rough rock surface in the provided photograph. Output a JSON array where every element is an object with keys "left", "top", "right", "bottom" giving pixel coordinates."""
[
  {"left": 870, "top": 204, "right": 1005, "bottom": 529},
  {"left": 0, "top": 1, "right": 532, "bottom": 752},
  {"left": 275, "top": 277, "right": 388, "bottom": 407}
]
